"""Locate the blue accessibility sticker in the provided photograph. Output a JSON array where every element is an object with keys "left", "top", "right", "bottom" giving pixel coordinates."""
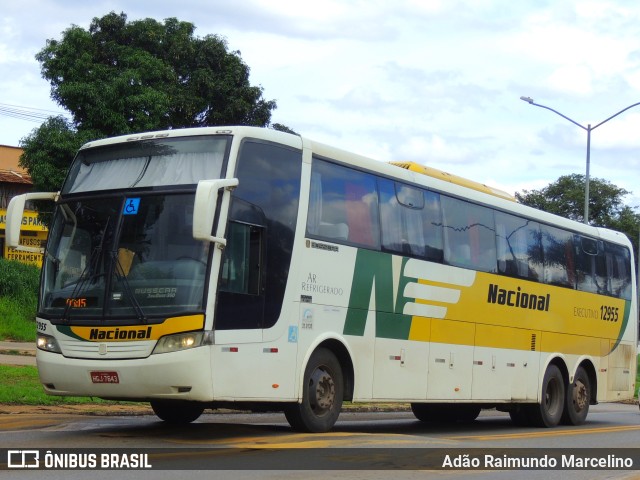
[
  {"left": 288, "top": 326, "right": 299, "bottom": 343},
  {"left": 123, "top": 198, "right": 141, "bottom": 215}
]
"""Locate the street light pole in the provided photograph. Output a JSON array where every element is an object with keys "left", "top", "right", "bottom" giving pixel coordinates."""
[{"left": 519, "top": 96, "right": 640, "bottom": 224}]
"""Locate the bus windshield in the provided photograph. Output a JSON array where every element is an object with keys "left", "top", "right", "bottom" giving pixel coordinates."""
[
  {"left": 41, "top": 193, "right": 210, "bottom": 321},
  {"left": 63, "top": 136, "right": 228, "bottom": 193},
  {"left": 40, "top": 135, "right": 230, "bottom": 322}
]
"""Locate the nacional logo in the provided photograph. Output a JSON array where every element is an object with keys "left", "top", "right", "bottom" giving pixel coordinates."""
[
  {"left": 487, "top": 283, "right": 550, "bottom": 311},
  {"left": 89, "top": 327, "right": 152, "bottom": 341}
]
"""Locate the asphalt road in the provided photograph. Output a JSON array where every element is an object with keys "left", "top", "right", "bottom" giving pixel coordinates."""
[
  {"left": 1, "top": 342, "right": 638, "bottom": 479},
  {"left": 1, "top": 402, "right": 639, "bottom": 480}
]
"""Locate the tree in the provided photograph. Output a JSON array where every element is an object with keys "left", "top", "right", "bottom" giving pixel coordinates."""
[
  {"left": 36, "top": 12, "right": 276, "bottom": 135},
  {"left": 515, "top": 173, "right": 633, "bottom": 225},
  {"left": 21, "top": 11, "right": 280, "bottom": 190},
  {"left": 516, "top": 174, "right": 640, "bottom": 268},
  {"left": 19, "top": 117, "right": 95, "bottom": 192}
]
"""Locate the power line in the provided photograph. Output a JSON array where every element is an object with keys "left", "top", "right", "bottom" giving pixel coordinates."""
[{"left": 0, "top": 103, "right": 71, "bottom": 123}]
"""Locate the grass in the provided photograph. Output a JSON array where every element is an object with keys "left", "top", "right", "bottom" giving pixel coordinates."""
[
  {"left": 0, "top": 364, "right": 123, "bottom": 405},
  {"left": 0, "top": 298, "right": 36, "bottom": 341},
  {"left": 0, "top": 258, "right": 39, "bottom": 342}
]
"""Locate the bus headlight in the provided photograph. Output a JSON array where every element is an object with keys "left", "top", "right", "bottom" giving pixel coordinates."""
[
  {"left": 152, "top": 331, "right": 213, "bottom": 355},
  {"left": 37, "top": 334, "right": 61, "bottom": 354}
]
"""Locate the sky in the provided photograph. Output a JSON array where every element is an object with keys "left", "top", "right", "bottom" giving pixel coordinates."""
[{"left": 1, "top": 0, "right": 640, "bottom": 210}]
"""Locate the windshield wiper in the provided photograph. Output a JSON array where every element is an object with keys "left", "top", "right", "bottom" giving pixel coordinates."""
[
  {"left": 112, "top": 251, "right": 147, "bottom": 323},
  {"left": 61, "top": 216, "right": 111, "bottom": 323}
]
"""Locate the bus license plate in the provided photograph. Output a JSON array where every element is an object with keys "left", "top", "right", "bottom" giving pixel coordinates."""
[{"left": 90, "top": 371, "right": 119, "bottom": 384}]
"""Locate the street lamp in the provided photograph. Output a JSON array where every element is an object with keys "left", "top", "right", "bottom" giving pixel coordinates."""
[{"left": 520, "top": 96, "right": 640, "bottom": 224}]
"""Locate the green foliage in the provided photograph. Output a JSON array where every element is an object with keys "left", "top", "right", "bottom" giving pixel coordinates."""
[
  {"left": 0, "top": 259, "right": 40, "bottom": 341},
  {"left": 0, "top": 259, "right": 39, "bottom": 311},
  {"left": 21, "top": 11, "right": 282, "bottom": 192},
  {"left": 0, "top": 365, "right": 117, "bottom": 404},
  {"left": 0, "top": 298, "right": 36, "bottom": 341},
  {"left": 272, "top": 123, "right": 299, "bottom": 135},
  {"left": 36, "top": 11, "right": 276, "bottom": 137},
  {"left": 19, "top": 116, "right": 96, "bottom": 193},
  {"left": 516, "top": 174, "right": 640, "bottom": 268},
  {"left": 515, "top": 174, "right": 633, "bottom": 225}
]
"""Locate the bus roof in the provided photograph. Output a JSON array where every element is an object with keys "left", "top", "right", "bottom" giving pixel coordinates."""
[{"left": 389, "top": 161, "right": 516, "bottom": 202}]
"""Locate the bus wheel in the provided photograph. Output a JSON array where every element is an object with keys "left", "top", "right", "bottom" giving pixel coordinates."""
[
  {"left": 561, "top": 366, "right": 590, "bottom": 425},
  {"left": 456, "top": 405, "right": 481, "bottom": 423},
  {"left": 509, "top": 406, "right": 532, "bottom": 426},
  {"left": 528, "top": 364, "right": 565, "bottom": 427},
  {"left": 285, "top": 348, "right": 343, "bottom": 433},
  {"left": 151, "top": 400, "right": 205, "bottom": 424},
  {"left": 411, "top": 403, "right": 438, "bottom": 422}
]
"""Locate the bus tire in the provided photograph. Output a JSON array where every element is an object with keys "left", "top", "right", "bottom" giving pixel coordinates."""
[
  {"left": 285, "top": 348, "right": 343, "bottom": 433},
  {"left": 456, "top": 405, "right": 481, "bottom": 423},
  {"left": 150, "top": 400, "right": 205, "bottom": 424},
  {"left": 509, "top": 406, "right": 532, "bottom": 427},
  {"left": 411, "top": 403, "right": 438, "bottom": 422},
  {"left": 528, "top": 364, "right": 565, "bottom": 427},
  {"left": 561, "top": 366, "right": 590, "bottom": 425}
]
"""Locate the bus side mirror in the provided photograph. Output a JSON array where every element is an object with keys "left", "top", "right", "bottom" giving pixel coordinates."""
[
  {"left": 193, "top": 178, "right": 239, "bottom": 245},
  {"left": 6, "top": 192, "right": 58, "bottom": 252}
]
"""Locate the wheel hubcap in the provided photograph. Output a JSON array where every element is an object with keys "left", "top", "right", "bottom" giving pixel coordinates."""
[
  {"left": 573, "top": 380, "right": 588, "bottom": 411},
  {"left": 309, "top": 367, "right": 335, "bottom": 416}
]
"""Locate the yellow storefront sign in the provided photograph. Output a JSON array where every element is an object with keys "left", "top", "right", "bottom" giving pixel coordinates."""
[
  {"left": 0, "top": 209, "right": 47, "bottom": 232},
  {"left": 0, "top": 208, "right": 48, "bottom": 267}
]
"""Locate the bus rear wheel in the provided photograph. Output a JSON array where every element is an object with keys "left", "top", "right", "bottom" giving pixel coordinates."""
[
  {"left": 285, "top": 348, "right": 343, "bottom": 433},
  {"left": 527, "top": 364, "right": 565, "bottom": 427},
  {"left": 561, "top": 366, "right": 591, "bottom": 425},
  {"left": 151, "top": 400, "right": 205, "bottom": 424},
  {"left": 509, "top": 406, "right": 532, "bottom": 426}
]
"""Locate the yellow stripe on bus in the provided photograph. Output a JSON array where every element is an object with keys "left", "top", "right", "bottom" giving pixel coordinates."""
[{"left": 66, "top": 314, "right": 205, "bottom": 342}]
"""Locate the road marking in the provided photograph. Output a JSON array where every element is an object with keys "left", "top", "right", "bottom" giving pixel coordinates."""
[
  {"left": 447, "top": 424, "right": 640, "bottom": 441},
  {"left": 168, "top": 429, "right": 457, "bottom": 448},
  {"left": 0, "top": 415, "right": 62, "bottom": 431}
]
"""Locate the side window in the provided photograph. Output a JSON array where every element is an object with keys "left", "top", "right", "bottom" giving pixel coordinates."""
[
  {"left": 541, "top": 225, "right": 575, "bottom": 288},
  {"left": 307, "top": 159, "right": 380, "bottom": 248},
  {"left": 379, "top": 179, "right": 443, "bottom": 261},
  {"left": 216, "top": 140, "right": 302, "bottom": 330},
  {"left": 442, "top": 196, "right": 497, "bottom": 272},
  {"left": 605, "top": 243, "right": 632, "bottom": 300},
  {"left": 423, "top": 190, "right": 444, "bottom": 262},
  {"left": 575, "top": 236, "right": 601, "bottom": 294},
  {"left": 495, "top": 213, "right": 542, "bottom": 281},
  {"left": 219, "top": 221, "right": 263, "bottom": 295}
]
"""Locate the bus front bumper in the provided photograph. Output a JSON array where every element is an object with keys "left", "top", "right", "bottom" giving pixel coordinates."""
[{"left": 36, "top": 346, "right": 214, "bottom": 402}]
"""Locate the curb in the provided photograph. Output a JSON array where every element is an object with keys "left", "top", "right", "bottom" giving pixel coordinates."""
[
  {"left": 0, "top": 348, "right": 35, "bottom": 357},
  {"left": 0, "top": 341, "right": 36, "bottom": 356}
]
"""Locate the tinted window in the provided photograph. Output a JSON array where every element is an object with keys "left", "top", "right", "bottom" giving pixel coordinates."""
[
  {"left": 605, "top": 243, "right": 632, "bottom": 300},
  {"left": 379, "top": 179, "right": 443, "bottom": 261},
  {"left": 220, "top": 221, "right": 263, "bottom": 295},
  {"left": 541, "top": 225, "right": 575, "bottom": 288},
  {"left": 575, "top": 236, "right": 605, "bottom": 294},
  {"left": 216, "top": 140, "right": 302, "bottom": 330},
  {"left": 64, "top": 136, "right": 229, "bottom": 193},
  {"left": 442, "top": 196, "right": 497, "bottom": 272},
  {"left": 495, "top": 212, "right": 542, "bottom": 281},
  {"left": 307, "top": 159, "right": 380, "bottom": 248}
]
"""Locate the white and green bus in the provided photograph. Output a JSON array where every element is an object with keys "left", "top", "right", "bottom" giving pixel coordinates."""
[{"left": 7, "top": 126, "right": 637, "bottom": 432}]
